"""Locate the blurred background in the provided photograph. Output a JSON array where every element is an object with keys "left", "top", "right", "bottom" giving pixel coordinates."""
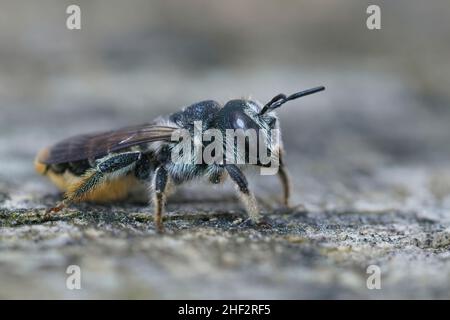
[{"left": 1, "top": 0, "right": 450, "bottom": 299}]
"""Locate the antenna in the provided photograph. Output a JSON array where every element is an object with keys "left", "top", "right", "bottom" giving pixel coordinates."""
[{"left": 259, "top": 86, "right": 325, "bottom": 115}]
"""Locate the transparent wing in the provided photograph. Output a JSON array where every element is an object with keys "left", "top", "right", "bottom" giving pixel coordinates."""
[{"left": 39, "top": 124, "right": 178, "bottom": 164}]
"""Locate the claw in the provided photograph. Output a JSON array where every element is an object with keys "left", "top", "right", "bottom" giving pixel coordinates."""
[
  {"left": 239, "top": 217, "right": 273, "bottom": 229},
  {"left": 156, "top": 226, "right": 165, "bottom": 234},
  {"left": 45, "top": 202, "right": 66, "bottom": 214},
  {"left": 256, "top": 218, "right": 273, "bottom": 229},
  {"left": 155, "top": 221, "right": 165, "bottom": 234}
]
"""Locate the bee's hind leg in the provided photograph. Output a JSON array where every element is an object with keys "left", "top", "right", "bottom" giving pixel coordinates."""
[
  {"left": 49, "top": 152, "right": 141, "bottom": 212},
  {"left": 152, "top": 166, "right": 168, "bottom": 233}
]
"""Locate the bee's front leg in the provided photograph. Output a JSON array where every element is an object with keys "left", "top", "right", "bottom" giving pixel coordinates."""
[
  {"left": 224, "top": 164, "right": 260, "bottom": 223},
  {"left": 152, "top": 166, "right": 168, "bottom": 233}
]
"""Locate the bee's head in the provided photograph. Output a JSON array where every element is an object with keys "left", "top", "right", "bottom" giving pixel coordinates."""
[
  {"left": 213, "top": 99, "right": 278, "bottom": 166},
  {"left": 216, "top": 99, "right": 273, "bottom": 132},
  {"left": 216, "top": 86, "right": 325, "bottom": 132},
  {"left": 212, "top": 86, "right": 325, "bottom": 166}
]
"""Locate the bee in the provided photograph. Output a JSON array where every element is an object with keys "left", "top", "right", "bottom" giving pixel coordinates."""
[{"left": 35, "top": 86, "right": 325, "bottom": 232}]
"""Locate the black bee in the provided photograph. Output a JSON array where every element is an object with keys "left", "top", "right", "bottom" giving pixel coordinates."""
[{"left": 35, "top": 86, "right": 325, "bottom": 232}]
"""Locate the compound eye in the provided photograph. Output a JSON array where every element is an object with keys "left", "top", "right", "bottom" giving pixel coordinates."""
[{"left": 229, "top": 111, "right": 258, "bottom": 130}]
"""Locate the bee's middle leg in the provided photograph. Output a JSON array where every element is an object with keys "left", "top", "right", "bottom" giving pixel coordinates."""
[{"left": 151, "top": 166, "right": 168, "bottom": 233}]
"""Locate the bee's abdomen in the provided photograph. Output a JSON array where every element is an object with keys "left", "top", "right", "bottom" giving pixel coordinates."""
[
  {"left": 34, "top": 147, "right": 51, "bottom": 175},
  {"left": 35, "top": 147, "right": 94, "bottom": 192},
  {"left": 35, "top": 147, "right": 92, "bottom": 177}
]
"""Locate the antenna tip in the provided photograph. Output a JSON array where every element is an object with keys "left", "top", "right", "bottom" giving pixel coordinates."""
[{"left": 314, "top": 86, "right": 326, "bottom": 92}]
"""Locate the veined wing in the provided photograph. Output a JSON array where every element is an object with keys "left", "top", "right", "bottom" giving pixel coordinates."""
[{"left": 39, "top": 124, "right": 178, "bottom": 164}]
